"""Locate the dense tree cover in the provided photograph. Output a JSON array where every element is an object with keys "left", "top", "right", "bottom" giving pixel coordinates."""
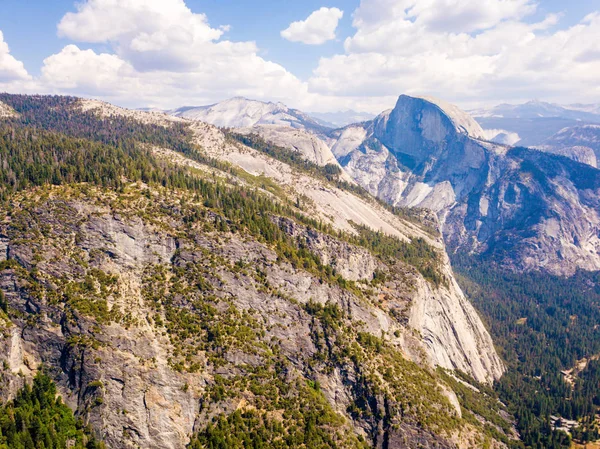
[
  {"left": 0, "top": 124, "right": 205, "bottom": 202},
  {"left": 0, "top": 373, "right": 103, "bottom": 449},
  {"left": 452, "top": 254, "right": 600, "bottom": 448},
  {"left": 188, "top": 384, "right": 361, "bottom": 449},
  {"left": 0, "top": 94, "right": 191, "bottom": 150},
  {"left": 350, "top": 224, "right": 445, "bottom": 286}
]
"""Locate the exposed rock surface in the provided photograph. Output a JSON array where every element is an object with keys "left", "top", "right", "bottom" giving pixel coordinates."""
[
  {"left": 235, "top": 124, "right": 345, "bottom": 170},
  {"left": 0, "top": 185, "right": 504, "bottom": 448},
  {"left": 170, "top": 97, "right": 328, "bottom": 133},
  {"left": 331, "top": 95, "right": 600, "bottom": 276},
  {"left": 0, "top": 101, "right": 17, "bottom": 118},
  {"left": 0, "top": 95, "right": 509, "bottom": 448}
]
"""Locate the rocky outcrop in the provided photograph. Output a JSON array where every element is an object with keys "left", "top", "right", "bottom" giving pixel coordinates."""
[
  {"left": 332, "top": 95, "right": 600, "bottom": 276},
  {"left": 0, "top": 186, "right": 505, "bottom": 448},
  {"left": 0, "top": 101, "right": 17, "bottom": 118},
  {"left": 236, "top": 124, "right": 342, "bottom": 168}
]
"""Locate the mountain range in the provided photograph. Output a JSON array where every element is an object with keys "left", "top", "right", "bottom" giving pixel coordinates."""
[
  {"left": 1, "top": 91, "right": 600, "bottom": 448},
  {"left": 169, "top": 97, "right": 330, "bottom": 133},
  {"left": 0, "top": 93, "right": 509, "bottom": 449},
  {"left": 470, "top": 100, "right": 600, "bottom": 122},
  {"left": 165, "top": 95, "right": 600, "bottom": 447},
  {"left": 173, "top": 95, "right": 600, "bottom": 276}
]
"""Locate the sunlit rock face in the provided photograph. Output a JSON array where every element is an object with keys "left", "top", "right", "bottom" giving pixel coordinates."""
[{"left": 332, "top": 95, "right": 600, "bottom": 276}]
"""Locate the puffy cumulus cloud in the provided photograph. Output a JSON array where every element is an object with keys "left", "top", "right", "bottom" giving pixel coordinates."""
[
  {"left": 281, "top": 7, "right": 344, "bottom": 45},
  {"left": 40, "top": 0, "right": 327, "bottom": 109},
  {"left": 309, "top": 0, "right": 600, "bottom": 106},
  {"left": 0, "top": 31, "right": 30, "bottom": 82},
  {"left": 39, "top": 43, "right": 323, "bottom": 110},
  {"left": 57, "top": 0, "right": 240, "bottom": 72},
  {"left": 58, "top": 0, "right": 222, "bottom": 43},
  {"left": 41, "top": 45, "right": 144, "bottom": 96}
]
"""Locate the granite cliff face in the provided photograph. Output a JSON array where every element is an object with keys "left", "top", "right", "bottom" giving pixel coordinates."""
[
  {"left": 331, "top": 95, "right": 600, "bottom": 275},
  {"left": 0, "top": 95, "right": 507, "bottom": 449}
]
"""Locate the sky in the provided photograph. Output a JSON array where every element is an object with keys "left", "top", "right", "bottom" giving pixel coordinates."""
[{"left": 0, "top": 0, "right": 598, "bottom": 113}]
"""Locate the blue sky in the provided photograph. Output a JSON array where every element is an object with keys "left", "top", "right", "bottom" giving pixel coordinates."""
[
  {"left": 0, "top": 0, "right": 360, "bottom": 79},
  {"left": 0, "top": 0, "right": 599, "bottom": 112}
]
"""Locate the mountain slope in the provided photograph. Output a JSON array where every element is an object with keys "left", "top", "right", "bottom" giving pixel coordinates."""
[
  {"left": 331, "top": 94, "right": 600, "bottom": 276},
  {"left": 169, "top": 97, "right": 345, "bottom": 172},
  {"left": 0, "top": 94, "right": 506, "bottom": 449}
]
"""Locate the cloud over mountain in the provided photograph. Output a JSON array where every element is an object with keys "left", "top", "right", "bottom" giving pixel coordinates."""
[
  {"left": 1, "top": 0, "right": 600, "bottom": 112},
  {"left": 308, "top": 0, "right": 600, "bottom": 106},
  {"left": 38, "top": 0, "right": 312, "bottom": 108}
]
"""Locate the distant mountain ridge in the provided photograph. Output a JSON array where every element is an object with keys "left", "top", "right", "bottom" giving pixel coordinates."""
[
  {"left": 308, "top": 110, "right": 376, "bottom": 127},
  {"left": 169, "top": 97, "right": 331, "bottom": 133},
  {"left": 471, "top": 100, "right": 600, "bottom": 122},
  {"left": 471, "top": 100, "right": 600, "bottom": 147}
]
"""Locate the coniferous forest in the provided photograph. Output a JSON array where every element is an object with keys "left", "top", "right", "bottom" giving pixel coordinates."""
[
  {"left": 0, "top": 373, "right": 103, "bottom": 449},
  {"left": 453, "top": 254, "right": 600, "bottom": 448}
]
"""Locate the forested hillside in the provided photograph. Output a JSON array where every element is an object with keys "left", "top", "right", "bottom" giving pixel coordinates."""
[
  {"left": 0, "top": 94, "right": 508, "bottom": 448},
  {"left": 453, "top": 255, "right": 600, "bottom": 448}
]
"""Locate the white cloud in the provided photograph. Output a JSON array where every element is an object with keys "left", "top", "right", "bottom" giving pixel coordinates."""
[
  {"left": 42, "top": 0, "right": 326, "bottom": 108},
  {"left": 351, "top": 0, "right": 535, "bottom": 34},
  {"left": 5, "top": 0, "right": 600, "bottom": 113},
  {"left": 308, "top": 0, "right": 600, "bottom": 107},
  {"left": 281, "top": 7, "right": 343, "bottom": 45},
  {"left": 57, "top": 0, "right": 229, "bottom": 72},
  {"left": 41, "top": 45, "right": 141, "bottom": 95},
  {"left": 0, "top": 30, "right": 30, "bottom": 82},
  {"left": 39, "top": 44, "right": 316, "bottom": 109}
]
